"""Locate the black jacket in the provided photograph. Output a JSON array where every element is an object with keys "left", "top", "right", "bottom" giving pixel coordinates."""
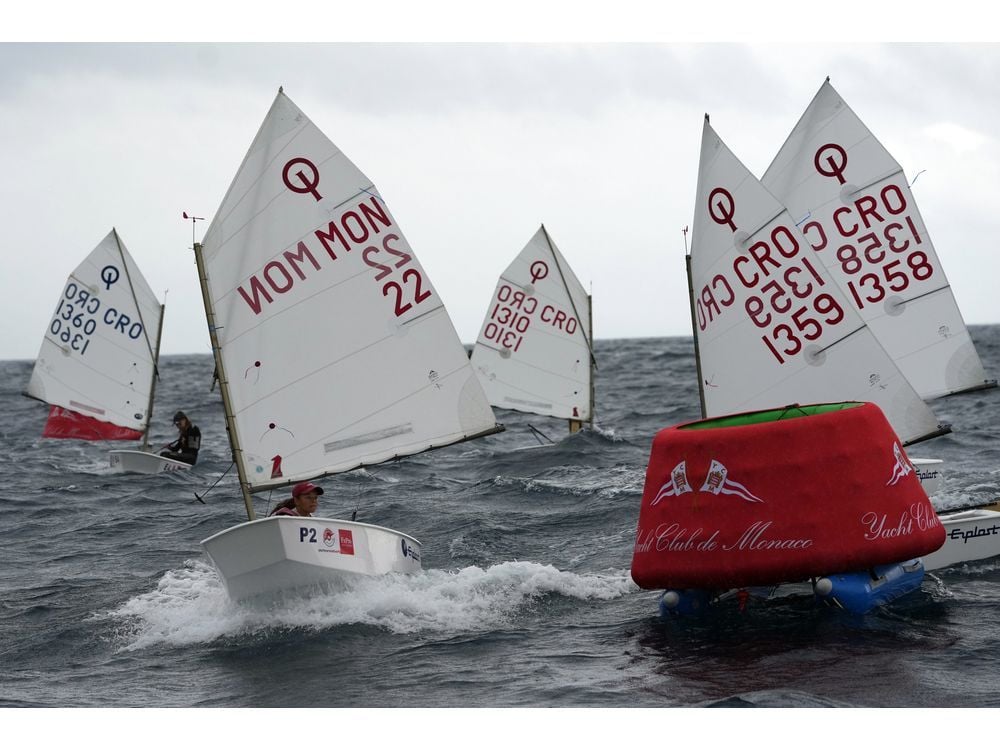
[{"left": 163, "top": 424, "right": 201, "bottom": 465}]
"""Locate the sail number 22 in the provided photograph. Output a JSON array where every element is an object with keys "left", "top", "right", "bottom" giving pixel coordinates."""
[{"left": 362, "top": 233, "right": 432, "bottom": 317}]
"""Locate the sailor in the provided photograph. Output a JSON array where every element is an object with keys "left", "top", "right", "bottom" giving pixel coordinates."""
[
  {"left": 269, "top": 482, "right": 323, "bottom": 517},
  {"left": 160, "top": 410, "right": 201, "bottom": 465}
]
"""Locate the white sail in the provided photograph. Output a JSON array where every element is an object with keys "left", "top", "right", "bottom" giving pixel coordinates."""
[
  {"left": 761, "top": 79, "right": 993, "bottom": 401},
  {"left": 26, "top": 228, "right": 163, "bottom": 434},
  {"left": 689, "top": 116, "right": 944, "bottom": 445},
  {"left": 199, "top": 90, "right": 500, "bottom": 493},
  {"left": 470, "top": 225, "right": 594, "bottom": 422}
]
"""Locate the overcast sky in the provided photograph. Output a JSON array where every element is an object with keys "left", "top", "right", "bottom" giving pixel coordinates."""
[{"left": 3, "top": 8, "right": 999, "bottom": 360}]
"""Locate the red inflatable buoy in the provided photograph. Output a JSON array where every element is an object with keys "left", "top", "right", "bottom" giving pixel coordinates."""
[{"left": 630, "top": 402, "right": 945, "bottom": 591}]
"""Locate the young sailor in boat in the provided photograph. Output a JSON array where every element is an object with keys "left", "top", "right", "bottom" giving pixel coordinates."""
[
  {"left": 269, "top": 482, "right": 323, "bottom": 517},
  {"left": 160, "top": 410, "right": 201, "bottom": 465}
]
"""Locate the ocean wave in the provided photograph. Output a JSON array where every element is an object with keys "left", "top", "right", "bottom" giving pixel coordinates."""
[{"left": 99, "top": 560, "right": 636, "bottom": 650}]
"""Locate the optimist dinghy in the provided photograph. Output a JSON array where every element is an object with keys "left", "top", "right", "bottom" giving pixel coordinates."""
[
  {"left": 195, "top": 88, "right": 503, "bottom": 601},
  {"left": 24, "top": 229, "right": 187, "bottom": 474},
  {"left": 469, "top": 225, "right": 596, "bottom": 444}
]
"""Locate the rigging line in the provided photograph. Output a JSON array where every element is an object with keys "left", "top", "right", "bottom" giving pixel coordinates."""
[
  {"left": 909, "top": 170, "right": 926, "bottom": 187},
  {"left": 528, "top": 423, "right": 554, "bottom": 445},
  {"left": 540, "top": 224, "right": 596, "bottom": 367},
  {"left": 111, "top": 229, "right": 158, "bottom": 367},
  {"left": 350, "top": 469, "right": 366, "bottom": 521},
  {"left": 193, "top": 461, "right": 235, "bottom": 505}
]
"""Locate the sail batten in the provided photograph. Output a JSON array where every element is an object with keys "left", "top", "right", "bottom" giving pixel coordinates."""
[
  {"left": 762, "top": 79, "right": 992, "bottom": 402},
  {"left": 198, "top": 90, "right": 500, "bottom": 495}
]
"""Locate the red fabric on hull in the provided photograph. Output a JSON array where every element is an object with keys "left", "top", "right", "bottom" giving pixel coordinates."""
[{"left": 630, "top": 402, "right": 945, "bottom": 590}]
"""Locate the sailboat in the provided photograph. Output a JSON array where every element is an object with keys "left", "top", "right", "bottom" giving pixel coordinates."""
[
  {"left": 195, "top": 88, "right": 503, "bottom": 602},
  {"left": 686, "top": 115, "right": 945, "bottom": 444},
  {"left": 24, "top": 229, "right": 189, "bottom": 474},
  {"left": 760, "top": 78, "right": 1000, "bottom": 569},
  {"left": 469, "top": 224, "right": 596, "bottom": 444},
  {"left": 761, "top": 78, "right": 995, "bottom": 402}
]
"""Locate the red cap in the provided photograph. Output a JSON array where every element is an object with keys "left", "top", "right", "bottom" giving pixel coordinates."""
[{"left": 292, "top": 481, "right": 324, "bottom": 498}]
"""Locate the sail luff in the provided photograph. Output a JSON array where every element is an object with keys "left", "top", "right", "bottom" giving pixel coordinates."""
[
  {"left": 193, "top": 241, "right": 256, "bottom": 520},
  {"left": 685, "top": 252, "right": 708, "bottom": 420}
]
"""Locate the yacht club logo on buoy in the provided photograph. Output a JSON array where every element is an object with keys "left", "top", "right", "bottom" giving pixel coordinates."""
[
  {"left": 886, "top": 442, "right": 915, "bottom": 486},
  {"left": 651, "top": 458, "right": 763, "bottom": 505}
]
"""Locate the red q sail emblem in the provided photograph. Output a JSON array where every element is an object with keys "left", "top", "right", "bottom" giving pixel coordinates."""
[
  {"left": 282, "top": 157, "right": 323, "bottom": 201},
  {"left": 813, "top": 143, "right": 848, "bottom": 185},
  {"left": 707, "top": 187, "right": 737, "bottom": 232},
  {"left": 530, "top": 260, "right": 549, "bottom": 285}
]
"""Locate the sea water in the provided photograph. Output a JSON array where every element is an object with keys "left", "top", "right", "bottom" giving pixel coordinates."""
[{"left": 3, "top": 333, "right": 1000, "bottom": 725}]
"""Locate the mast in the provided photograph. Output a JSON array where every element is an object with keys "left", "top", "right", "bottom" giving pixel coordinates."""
[
  {"left": 587, "top": 291, "right": 594, "bottom": 429},
  {"left": 193, "top": 241, "right": 256, "bottom": 521},
  {"left": 142, "top": 302, "right": 166, "bottom": 451},
  {"left": 684, "top": 227, "right": 707, "bottom": 419},
  {"left": 540, "top": 223, "right": 596, "bottom": 433}
]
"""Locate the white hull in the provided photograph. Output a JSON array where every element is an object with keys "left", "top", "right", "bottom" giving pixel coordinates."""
[
  {"left": 201, "top": 516, "right": 423, "bottom": 601},
  {"left": 922, "top": 509, "right": 1000, "bottom": 571},
  {"left": 108, "top": 449, "right": 192, "bottom": 474},
  {"left": 912, "top": 458, "right": 943, "bottom": 496}
]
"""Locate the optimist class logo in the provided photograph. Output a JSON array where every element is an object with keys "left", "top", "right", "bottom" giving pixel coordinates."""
[{"left": 651, "top": 458, "right": 763, "bottom": 506}]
